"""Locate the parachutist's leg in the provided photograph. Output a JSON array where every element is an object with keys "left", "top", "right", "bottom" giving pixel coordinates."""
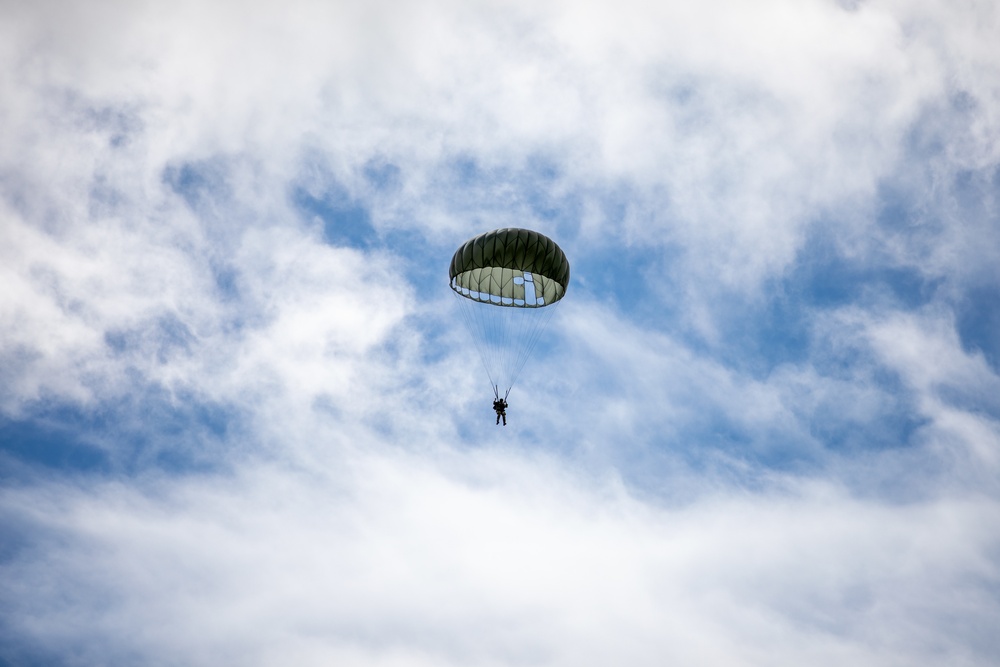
[{"left": 502, "top": 414, "right": 506, "bottom": 426}]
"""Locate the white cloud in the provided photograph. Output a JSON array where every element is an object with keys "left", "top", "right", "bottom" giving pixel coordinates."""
[
  {"left": 2, "top": 0, "right": 1000, "bottom": 664},
  {"left": 864, "top": 307, "right": 1000, "bottom": 473},
  {"left": 3, "top": 452, "right": 999, "bottom": 666}
]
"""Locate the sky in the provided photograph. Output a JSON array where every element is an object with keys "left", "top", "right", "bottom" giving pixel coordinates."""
[{"left": 1, "top": 0, "right": 1000, "bottom": 665}]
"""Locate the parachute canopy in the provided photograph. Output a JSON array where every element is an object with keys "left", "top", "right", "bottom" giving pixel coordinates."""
[
  {"left": 449, "top": 228, "right": 570, "bottom": 308},
  {"left": 449, "top": 228, "right": 570, "bottom": 398}
]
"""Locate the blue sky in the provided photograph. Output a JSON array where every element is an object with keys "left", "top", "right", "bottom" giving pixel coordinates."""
[{"left": 2, "top": 0, "right": 1000, "bottom": 665}]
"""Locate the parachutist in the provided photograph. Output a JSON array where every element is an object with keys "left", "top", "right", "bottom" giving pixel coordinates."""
[{"left": 493, "top": 398, "right": 508, "bottom": 426}]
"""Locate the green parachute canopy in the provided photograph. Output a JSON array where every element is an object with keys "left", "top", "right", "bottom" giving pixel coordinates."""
[{"left": 449, "top": 228, "right": 570, "bottom": 398}]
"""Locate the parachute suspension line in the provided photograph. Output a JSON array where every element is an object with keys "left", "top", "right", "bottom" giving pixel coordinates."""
[
  {"left": 505, "top": 302, "right": 557, "bottom": 393},
  {"left": 491, "top": 301, "right": 555, "bottom": 396},
  {"left": 453, "top": 291, "right": 499, "bottom": 392},
  {"left": 452, "top": 290, "right": 559, "bottom": 397}
]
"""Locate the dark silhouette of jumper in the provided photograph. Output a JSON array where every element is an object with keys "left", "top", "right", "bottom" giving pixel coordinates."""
[{"left": 493, "top": 398, "right": 508, "bottom": 426}]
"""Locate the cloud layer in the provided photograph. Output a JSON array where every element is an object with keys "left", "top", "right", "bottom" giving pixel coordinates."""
[{"left": 2, "top": 0, "right": 1000, "bottom": 665}]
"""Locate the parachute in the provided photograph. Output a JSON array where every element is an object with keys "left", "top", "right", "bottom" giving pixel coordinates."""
[{"left": 448, "top": 227, "right": 570, "bottom": 399}]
